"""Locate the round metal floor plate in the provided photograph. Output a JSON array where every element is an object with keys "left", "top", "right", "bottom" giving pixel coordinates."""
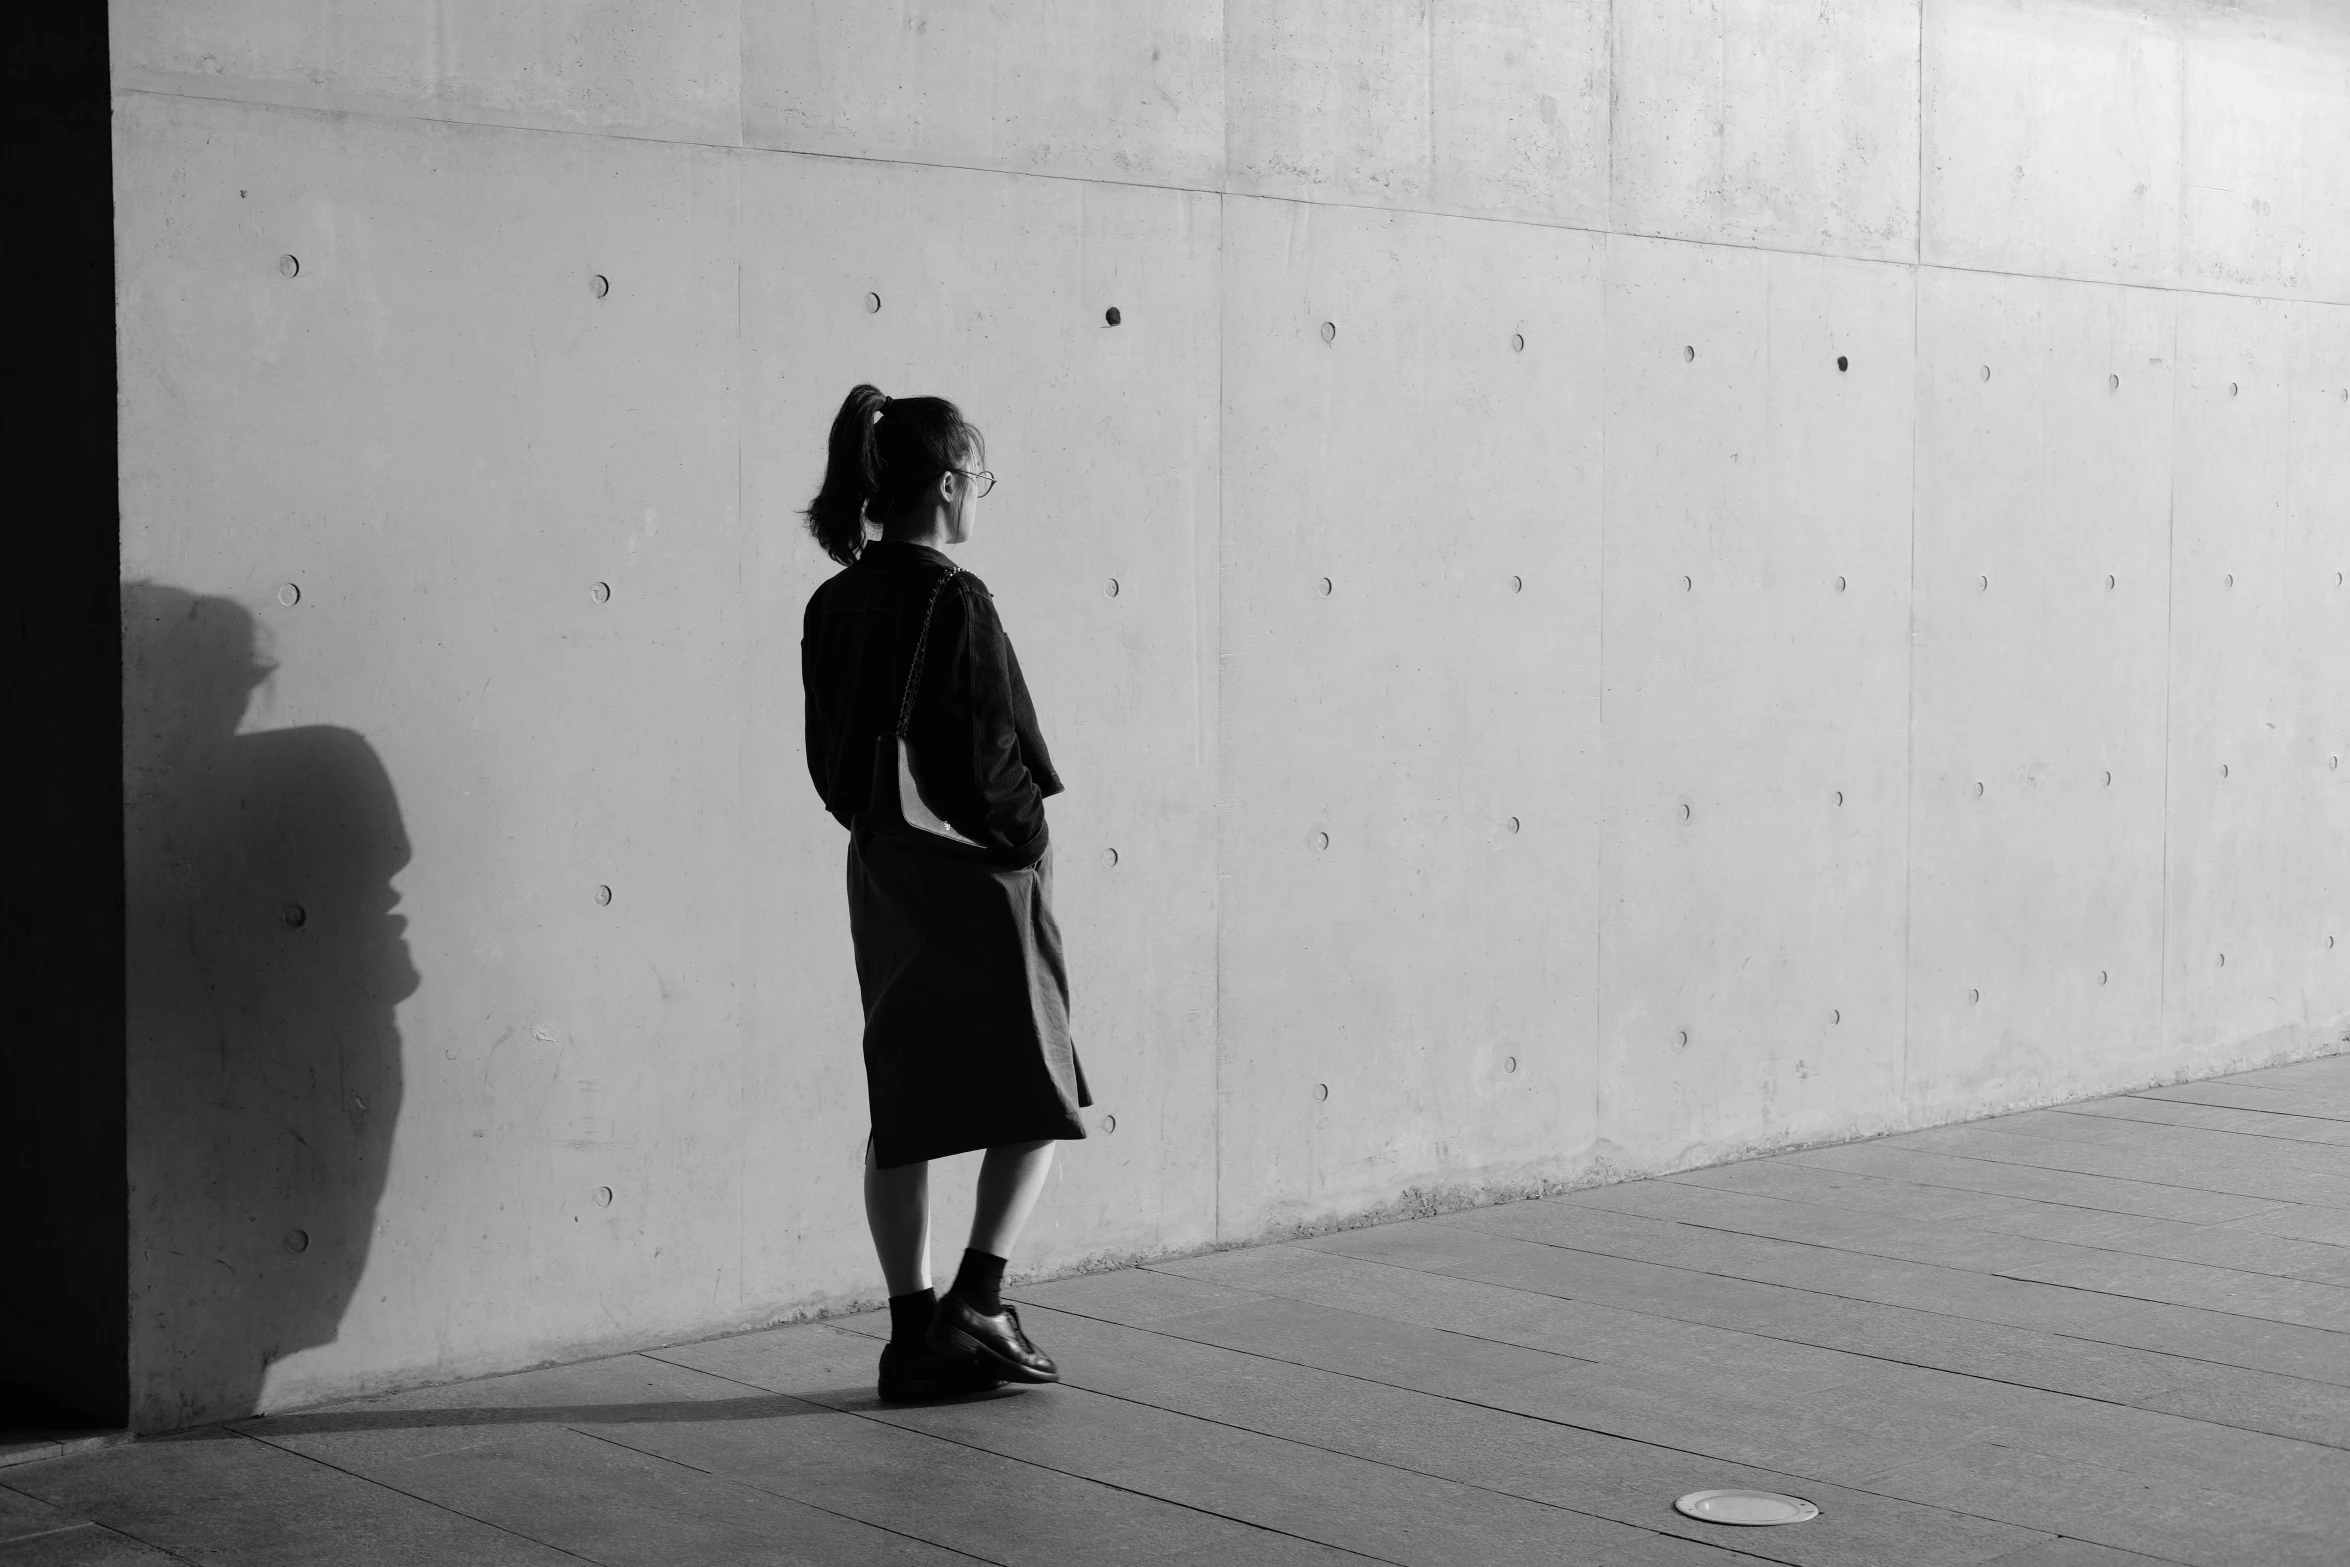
[{"left": 1673, "top": 1489, "right": 1821, "bottom": 1526}]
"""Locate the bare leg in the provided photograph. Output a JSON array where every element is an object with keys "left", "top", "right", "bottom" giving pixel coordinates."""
[
  {"left": 969, "top": 1139, "right": 1055, "bottom": 1260},
  {"left": 863, "top": 1136, "right": 932, "bottom": 1296}
]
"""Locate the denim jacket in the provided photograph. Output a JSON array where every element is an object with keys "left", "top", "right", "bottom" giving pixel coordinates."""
[{"left": 802, "top": 540, "right": 1063, "bottom": 866}]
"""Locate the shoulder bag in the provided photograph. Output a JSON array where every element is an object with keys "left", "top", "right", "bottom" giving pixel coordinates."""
[{"left": 871, "top": 564, "right": 982, "bottom": 846}]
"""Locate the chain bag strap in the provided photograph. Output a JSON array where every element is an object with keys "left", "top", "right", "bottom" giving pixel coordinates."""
[{"left": 886, "top": 564, "right": 982, "bottom": 846}]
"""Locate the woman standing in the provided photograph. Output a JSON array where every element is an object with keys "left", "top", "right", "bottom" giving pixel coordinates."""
[{"left": 800, "top": 383, "right": 1091, "bottom": 1402}]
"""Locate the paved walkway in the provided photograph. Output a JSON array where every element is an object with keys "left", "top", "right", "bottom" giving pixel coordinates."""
[{"left": 9, "top": 1055, "right": 2350, "bottom": 1567}]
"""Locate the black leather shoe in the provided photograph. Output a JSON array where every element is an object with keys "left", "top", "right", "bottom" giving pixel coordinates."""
[
  {"left": 927, "top": 1294, "right": 1059, "bottom": 1383},
  {"left": 876, "top": 1338, "right": 1007, "bottom": 1403}
]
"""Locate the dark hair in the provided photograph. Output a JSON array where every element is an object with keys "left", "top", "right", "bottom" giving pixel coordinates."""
[{"left": 802, "top": 383, "right": 985, "bottom": 566}]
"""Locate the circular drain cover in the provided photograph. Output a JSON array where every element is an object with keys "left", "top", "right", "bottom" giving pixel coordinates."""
[{"left": 1674, "top": 1489, "right": 1820, "bottom": 1526}]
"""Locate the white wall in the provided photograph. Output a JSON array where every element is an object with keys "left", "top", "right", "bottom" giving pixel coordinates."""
[{"left": 111, "top": 0, "right": 2350, "bottom": 1428}]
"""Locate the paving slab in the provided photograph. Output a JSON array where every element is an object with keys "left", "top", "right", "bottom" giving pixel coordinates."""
[
  {"left": 1668, "top": 1159, "right": 2046, "bottom": 1226},
  {"left": 1788, "top": 1142, "right": 2294, "bottom": 1224},
  {"left": 1438, "top": 1193, "right": 2190, "bottom": 1343},
  {"left": 1306, "top": 1214, "right": 2350, "bottom": 1404},
  {"left": 2219, "top": 1203, "right": 2350, "bottom": 1247},
  {"left": 1651, "top": 1161, "right": 2350, "bottom": 1288},
  {"left": 1168, "top": 1239, "right": 2350, "bottom": 1510},
  {"left": 1788, "top": 1356, "right": 2350, "bottom": 1505},
  {"left": 1989, "top": 1245, "right": 2350, "bottom": 1331},
  {"left": 1857, "top": 1439, "right": 2333, "bottom": 1567},
  {"left": 2064, "top": 1094, "right": 2350, "bottom": 1149},
  {"left": 0, "top": 1524, "right": 187, "bottom": 1565},
  {"left": 1963, "top": 1111, "right": 2154, "bottom": 1148},
  {"left": 1930, "top": 1194, "right": 2350, "bottom": 1288},
  {"left": 2221, "top": 1056, "right": 2350, "bottom": 1092},
  {"left": 236, "top": 1349, "right": 827, "bottom": 1473},
  {"left": 650, "top": 1326, "right": 1382, "bottom": 1567},
  {"left": 346, "top": 1420, "right": 991, "bottom": 1566},
  {"left": 2114, "top": 1358, "right": 2350, "bottom": 1450},
  {"left": 2135, "top": 1081, "right": 2350, "bottom": 1126},
  {"left": 1008, "top": 1264, "right": 1277, "bottom": 1326},
  {"left": 380, "top": 1422, "right": 1121, "bottom": 1567},
  {"left": 1103, "top": 1290, "right": 1611, "bottom": 1400},
  {"left": 19, "top": 1056, "right": 2350, "bottom": 1563},
  {"left": 1548, "top": 1177, "right": 2086, "bottom": 1275},
  {"left": 1891, "top": 1122, "right": 2350, "bottom": 1204},
  {"left": 1974, "top": 1540, "right": 2188, "bottom": 1567},
  {"left": 4, "top": 1432, "right": 577, "bottom": 1566},
  {"left": 0, "top": 1493, "right": 83, "bottom": 1549},
  {"left": 1118, "top": 1296, "right": 1948, "bottom": 1478},
  {"left": 1141, "top": 1246, "right": 1871, "bottom": 1395},
  {"left": 914, "top": 1306, "right": 2050, "bottom": 1567},
  {"left": 677, "top": 1323, "right": 1705, "bottom": 1567}
]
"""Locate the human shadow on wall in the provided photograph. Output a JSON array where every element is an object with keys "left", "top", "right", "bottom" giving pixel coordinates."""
[{"left": 122, "top": 582, "right": 418, "bottom": 1426}]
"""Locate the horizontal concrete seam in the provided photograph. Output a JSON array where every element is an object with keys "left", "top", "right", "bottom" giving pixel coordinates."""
[{"left": 111, "top": 87, "right": 2350, "bottom": 310}]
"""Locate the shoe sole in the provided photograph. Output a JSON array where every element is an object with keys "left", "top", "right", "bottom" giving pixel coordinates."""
[
  {"left": 877, "top": 1380, "right": 1002, "bottom": 1404},
  {"left": 934, "top": 1321, "right": 1060, "bottom": 1384}
]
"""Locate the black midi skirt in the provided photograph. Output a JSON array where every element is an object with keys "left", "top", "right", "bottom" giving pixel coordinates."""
[{"left": 847, "top": 819, "right": 1092, "bottom": 1168}]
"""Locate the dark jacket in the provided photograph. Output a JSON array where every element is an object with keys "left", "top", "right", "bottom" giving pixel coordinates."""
[{"left": 802, "top": 540, "right": 1063, "bottom": 866}]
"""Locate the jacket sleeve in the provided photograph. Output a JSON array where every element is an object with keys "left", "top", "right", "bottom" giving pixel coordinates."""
[{"left": 908, "top": 579, "right": 1050, "bottom": 864}]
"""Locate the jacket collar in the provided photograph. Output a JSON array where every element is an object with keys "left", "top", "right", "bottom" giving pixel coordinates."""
[{"left": 860, "top": 539, "right": 956, "bottom": 571}]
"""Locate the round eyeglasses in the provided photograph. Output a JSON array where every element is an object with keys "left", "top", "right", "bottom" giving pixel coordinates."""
[{"left": 954, "top": 468, "right": 996, "bottom": 498}]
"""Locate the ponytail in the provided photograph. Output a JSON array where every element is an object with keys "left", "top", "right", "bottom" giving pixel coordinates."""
[
  {"left": 803, "top": 383, "right": 889, "bottom": 566},
  {"left": 802, "top": 383, "right": 985, "bottom": 566}
]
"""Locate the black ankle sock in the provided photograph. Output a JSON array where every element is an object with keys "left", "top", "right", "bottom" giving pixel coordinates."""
[
  {"left": 887, "top": 1288, "right": 937, "bottom": 1345},
  {"left": 949, "top": 1248, "right": 1007, "bottom": 1314}
]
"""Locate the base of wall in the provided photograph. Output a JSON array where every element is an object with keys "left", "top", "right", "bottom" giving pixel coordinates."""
[{"left": 183, "top": 1024, "right": 2348, "bottom": 1434}]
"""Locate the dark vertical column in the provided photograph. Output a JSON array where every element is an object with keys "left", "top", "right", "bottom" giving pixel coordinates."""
[{"left": 1, "top": 7, "right": 127, "bottom": 1428}]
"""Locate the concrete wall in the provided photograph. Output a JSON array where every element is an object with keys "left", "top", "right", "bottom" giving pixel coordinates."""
[{"left": 110, "top": 0, "right": 2350, "bottom": 1428}]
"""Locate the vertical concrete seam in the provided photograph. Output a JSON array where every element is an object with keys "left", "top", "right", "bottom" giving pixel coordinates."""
[
  {"left": 1902, "top": 0, "right": 1927, "bottom": 1116},
  {"left": 1594, "top": 226, "right": 1611, "bottom": 1162},
  {"left": 430, "top": 0, "right": 447, "bottom": 116},
  {"left": 1900, "top": 261, "right": 1923, "bottom": 1117},
  {"left": 1604, "top": 0, "right": 1618, "bottom": 232},
  {"left": 2158, "top": 5, "right": 2188, "bottom": 1061},
  {"left": 1712, "top": 0, "right": 1727, "bottom": 221},
  {"left": 1424, "top": 1, "right": 1434, "bottom": 205},
  {"left": 1219, "top": 0, "right": 1232, "bottom": 198},
  {"left": 732, "top": 141, "right": 748, "bottom": 1305},
  {"left": 1913, "top": 0, "right": 1926, "bottom": 267},
  {"left": 2158, "top": 295, "right": 2181, "bottom": 1064},
  {"left": 1211, "top": 177, "right": 1228, "bottom": 1246}
]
